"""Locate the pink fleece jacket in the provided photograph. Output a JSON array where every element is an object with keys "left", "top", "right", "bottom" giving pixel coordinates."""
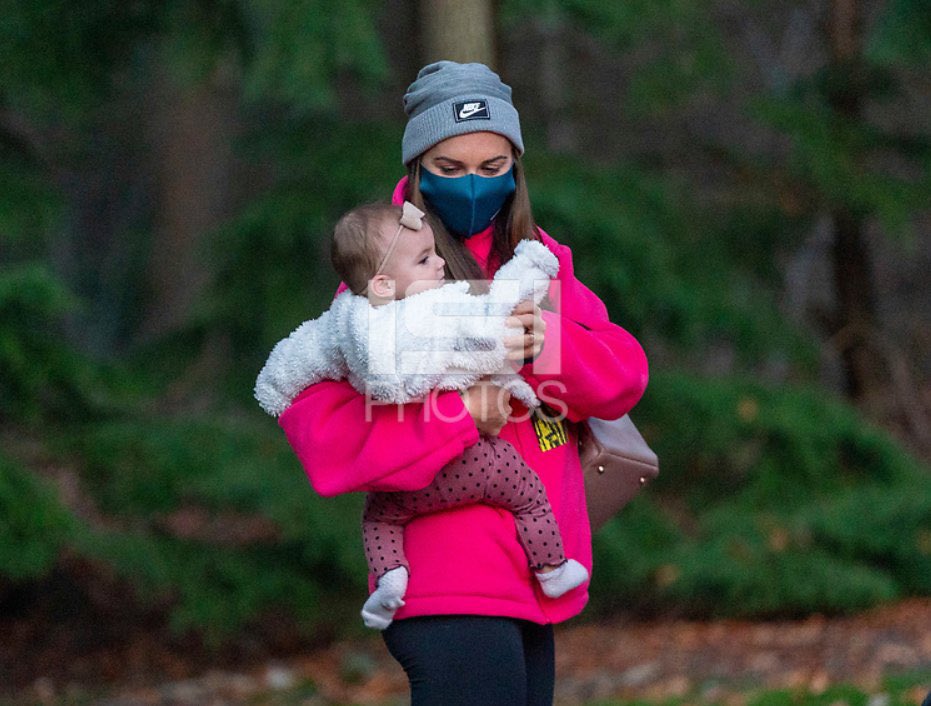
[{"left": 278, "top": 178, "right": 649, "bottom": 625}]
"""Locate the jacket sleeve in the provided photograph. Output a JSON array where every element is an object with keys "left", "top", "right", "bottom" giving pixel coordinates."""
[
  {"left": 278, "top": 379, "right": 480, "bottom": 497},
  {"left": 519, "top": 232, "right": 649, "bottom": 423}
]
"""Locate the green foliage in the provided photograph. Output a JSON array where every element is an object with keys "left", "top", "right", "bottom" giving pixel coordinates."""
[
  {"left": 207, "top": 118, "right": 400, "bottom": 399},
  {"left": 0, "top": 264, "right": 101, "bottom": 423},
  {"left": 0, "top": 0, "right": 158, "bottom": 116},
  {"left": 240, "top": 0, "right": 388, "bottom": 113},
  {"left": 153, "top": 0, "right": 389, "bottom": 109},
  {"left": 643, "top": 371, "right": 923, "bottom": 504},
  {"left": 802, "top": 483, "right": 931, "bottom": 594},
  {"left": 0, "top": 453, "right": 75, "bottom": 580},
  {"left": 526, "top": 153, "right": 817, "bottom": 372},
  {"left": 82, "top": 530, "right": 328, "bottom": 643},
  {"left": 739, "top": 0, "right": 931, "bottom": 242},
  {"left": 747, "top": 677, "right": 930, "bottom": 706},
  {"left": 0, "top": 0, "right": 387, "bottom": 118},
  {"left": 590, "top": 370, "right": 931, "bottom": 619},
  {"left": 502, "top": 0, "right": 733, "bottom": 116},
  {"left": 868, "top": 0, "right": 931, "bottom": 68},
  {"left": 62, "top": 413, "right": 367, "bottom": 641},
  {"left": 750, "top": 91, "right": 931, "bottom": 238},
  {"left": 0, "top": 153, "right": 59, "bottom": 256},
  {"left": 157, "top": 0, "right": 251, "bottom": 85}
]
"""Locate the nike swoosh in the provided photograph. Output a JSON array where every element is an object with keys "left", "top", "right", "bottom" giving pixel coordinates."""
[{"left": 458, "top": 105, "right": 486, "bottom": 119}]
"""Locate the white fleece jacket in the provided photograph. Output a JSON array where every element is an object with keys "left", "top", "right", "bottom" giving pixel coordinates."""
[{"left": 255, "top": 239, "right": 559, "bottom": 417}]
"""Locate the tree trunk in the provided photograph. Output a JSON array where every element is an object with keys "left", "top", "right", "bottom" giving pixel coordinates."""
[
  {"left": 536, "top": 5, "right": 577, "bottom": 153},
  {"left": 831, "top": 207, "right": 878, "bottom": 400},
  {"left": 420, "top": 0, "right": 496, "bottom": 67},
  {"left": 141, "top": 60, "right": 239, "bottom": 340},
  {"left": 826, "top": 0, "right": 879, "bottom": 402}
]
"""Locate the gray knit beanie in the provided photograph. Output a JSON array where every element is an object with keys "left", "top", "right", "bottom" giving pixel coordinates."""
[{"left": 401, "top": 60, "right": 524, "bottom": 165}]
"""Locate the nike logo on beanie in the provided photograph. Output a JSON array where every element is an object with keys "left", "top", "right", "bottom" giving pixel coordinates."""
[{"left": 454, "top": 100, "right": 490, "bottom": 122}]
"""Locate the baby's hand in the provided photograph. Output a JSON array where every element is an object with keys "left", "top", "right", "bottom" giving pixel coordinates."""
[
  {"left": 460, "top": 379, "right": 512, "bottom": 436},
  {"left": 504, "top": 300, "right": 545, "bottom": 362}
]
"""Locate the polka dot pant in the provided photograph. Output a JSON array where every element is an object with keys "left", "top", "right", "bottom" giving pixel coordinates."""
[{"left": 362, "top": 436, "right": 566, "bottom": 579}]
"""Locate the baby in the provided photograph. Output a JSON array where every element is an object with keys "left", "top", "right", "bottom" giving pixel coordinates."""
[{"left": 255, "top": 201, "right": 588, "bottom": 629}]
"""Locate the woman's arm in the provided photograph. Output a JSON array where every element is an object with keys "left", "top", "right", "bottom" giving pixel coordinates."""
[
  {"left": 279, "top": 379, "right": 480, "bottom": 497},
  {"left": 517, "top": 232, "right": 649, "bottom": 423},
  {"left": 279, "top": 376, "right": 512, "bottom": 497}
]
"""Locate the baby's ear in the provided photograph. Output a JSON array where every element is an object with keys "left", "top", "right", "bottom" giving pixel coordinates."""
[{"left": 369, "top": 274, "right": 395, "bottom": 299}]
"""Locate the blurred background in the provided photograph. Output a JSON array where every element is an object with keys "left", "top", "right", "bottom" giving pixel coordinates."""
[{"left": 0, "top": 0, "right": 929, "bottom": 697}]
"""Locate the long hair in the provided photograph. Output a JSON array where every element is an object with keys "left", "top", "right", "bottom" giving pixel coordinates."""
[{"left": 405, "top": 152, "right": 540, "bottom": 288}]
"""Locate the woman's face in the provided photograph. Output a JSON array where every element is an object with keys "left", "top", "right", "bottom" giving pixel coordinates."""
[{"left": 420, "top": 131, "right": 514, "bottom": 178}]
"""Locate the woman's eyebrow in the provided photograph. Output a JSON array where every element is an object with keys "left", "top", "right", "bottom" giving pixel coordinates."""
[{"left": 481, "top": 155, "right": 509, "bottom": 165}]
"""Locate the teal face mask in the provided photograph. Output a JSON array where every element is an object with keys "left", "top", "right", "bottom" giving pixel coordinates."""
[{"left": 419, "top": 166, "right": 516, "bottom": 238}]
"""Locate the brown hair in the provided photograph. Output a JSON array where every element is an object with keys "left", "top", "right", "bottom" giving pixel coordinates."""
[
  {"left": 405, "top": 152, "right": 540, "bottom": 289},
  {"left": 330, "top": 202, "right": 400, "bottom": 295}
]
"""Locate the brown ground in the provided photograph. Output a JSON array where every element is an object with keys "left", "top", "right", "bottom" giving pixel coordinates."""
[{"left": 4, "top": 598, "right": 931, "bottom": 705}]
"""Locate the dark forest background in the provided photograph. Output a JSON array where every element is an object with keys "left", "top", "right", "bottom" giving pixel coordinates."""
[{"left": 0, "top": 0, "right": 929, "bottom": 679}]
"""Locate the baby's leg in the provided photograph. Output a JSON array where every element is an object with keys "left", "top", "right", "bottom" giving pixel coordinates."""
[
  {"left": 362, "top": 494, "right": 410, "bottom": 579},
  {"left": 359, "top": 469, "right": 490, "bottom": 630},
  {"left": 478, "top": 436, "right": 589, "bottom": 598},
  {"left": 477, "top": 436, "right": 565, "bottom": 568},
  {"left": 361, "top": 494, "right": 413, "bottom": 630}
]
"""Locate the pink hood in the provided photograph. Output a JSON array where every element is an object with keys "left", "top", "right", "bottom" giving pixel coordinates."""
[{"left": 279, "top": 177, "right": 648, "bottom": 624}]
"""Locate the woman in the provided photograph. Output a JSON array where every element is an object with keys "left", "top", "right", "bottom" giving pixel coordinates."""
[{"left": 278, "top": 60, "right": 649, "bottom": 705}]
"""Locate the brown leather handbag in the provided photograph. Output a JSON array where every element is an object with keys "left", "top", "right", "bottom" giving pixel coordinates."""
[{"left": 579, "top": 415, "right": 660, "bottom": 532}]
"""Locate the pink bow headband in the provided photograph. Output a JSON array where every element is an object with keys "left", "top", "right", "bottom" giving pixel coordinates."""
[{"left": 372, "top": 201, "right": 425, "bottom": 277}]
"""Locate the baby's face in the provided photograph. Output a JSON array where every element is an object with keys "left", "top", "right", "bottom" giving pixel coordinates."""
[{"left": 378, "top": 220, "right": 446, "bottom": 298}]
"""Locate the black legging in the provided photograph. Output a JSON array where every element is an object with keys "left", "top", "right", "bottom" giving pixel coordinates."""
[{"left": 383, "top": 615, "right": 555, "bottom": 705}]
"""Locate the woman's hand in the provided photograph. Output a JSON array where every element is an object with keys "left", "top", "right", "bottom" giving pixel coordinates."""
[
  {"left": 460, "top": 379, "right": 512, "bottom": 436},
  {"left": 504, "top": 300, "right": 545, "bottom": 362}
]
